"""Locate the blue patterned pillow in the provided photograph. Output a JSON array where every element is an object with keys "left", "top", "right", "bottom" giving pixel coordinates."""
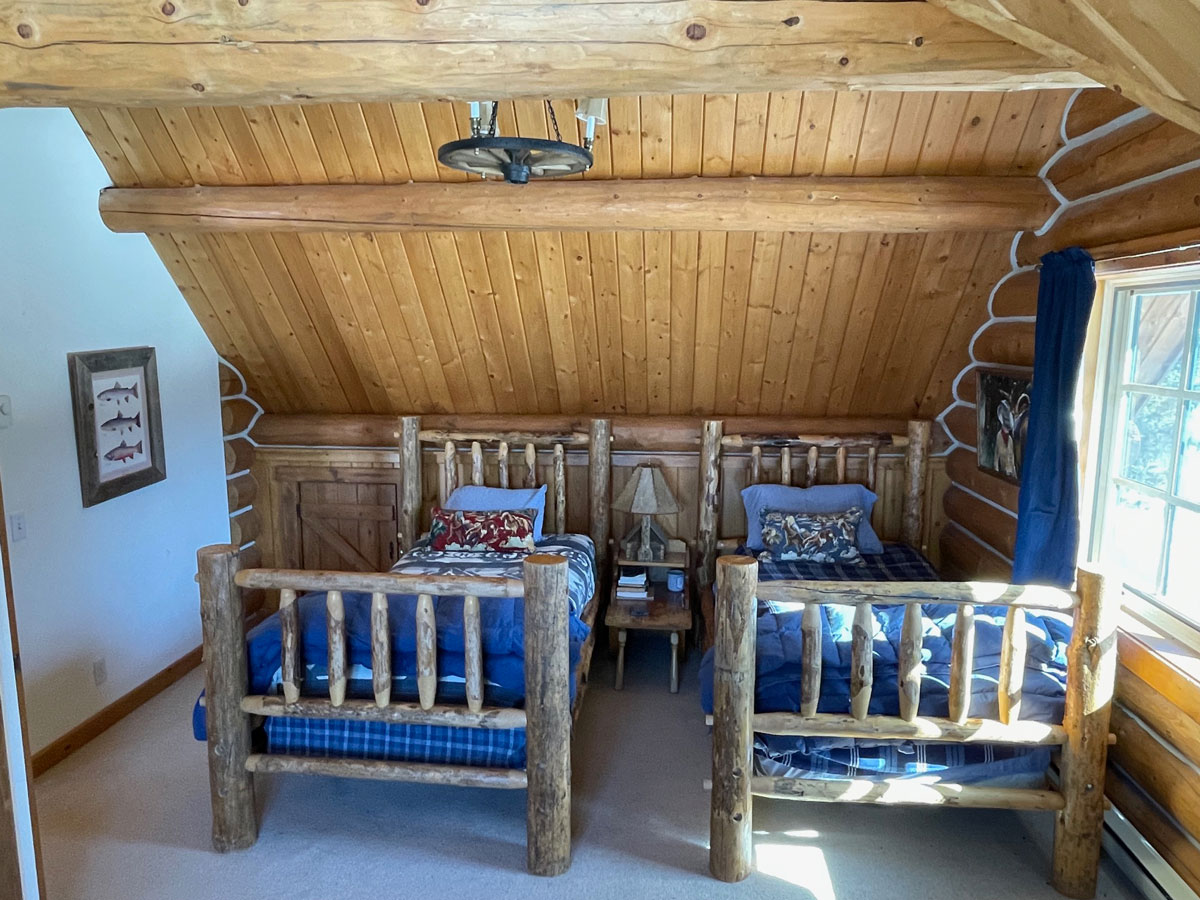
[{"left": 759, "top": 507, "right": 866, "bottom": 565}]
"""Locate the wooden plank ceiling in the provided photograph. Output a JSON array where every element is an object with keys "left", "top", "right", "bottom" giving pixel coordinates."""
[{"left": 75, "top": 90, "right": 1072, "bottom": 419}]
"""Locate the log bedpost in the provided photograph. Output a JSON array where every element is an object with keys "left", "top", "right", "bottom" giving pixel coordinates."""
[
  {"left": 197, "top": 544, "right": 257, "bottom": 852},
  {"left": 553, "top": 443, "right": 567, "bottom": 535},
  {"left": 901, "top": 419, "right": 931, "bottom": 552},
  {"left": 524, "top": 554, "right": 572, "bottom": 877},
  {"left": 710, "top": 555, "right": 758, "bottom": 883},
  {"left": 1052, "top": 565, "right": 1117, "bottom": 899},
  {"left": 589, "top": 419, "right": 612, "bottom": 570},
  {"left": 698, "top": 420, "right": 724, "bottom": 587},
  {"left": 398, "top": 415, "right": 421, "bottom": 552}
]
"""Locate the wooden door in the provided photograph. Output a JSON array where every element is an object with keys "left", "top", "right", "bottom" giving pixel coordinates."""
[{"left": 276, "top": 467, "right": 401, "bottom": 572}]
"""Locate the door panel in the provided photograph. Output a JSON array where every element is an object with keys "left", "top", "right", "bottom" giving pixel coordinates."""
[{"left": 279, "top": 467, "right": 400, "bottom": 573}]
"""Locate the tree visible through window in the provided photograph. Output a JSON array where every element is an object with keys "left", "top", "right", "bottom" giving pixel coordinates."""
[{"left": 1093, "top": 275, "right": 1200, "bottom": 622}]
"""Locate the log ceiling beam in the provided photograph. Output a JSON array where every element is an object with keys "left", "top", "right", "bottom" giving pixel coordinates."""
[
  {"left": 98, "top": 177, "right": 1056, "bottom": 235},
  {"left": 929, "top": 0, "right": 1200, "bottom": 135},
  {"left": 0, "top": 0, "right": 1092, "bottom": 108}
]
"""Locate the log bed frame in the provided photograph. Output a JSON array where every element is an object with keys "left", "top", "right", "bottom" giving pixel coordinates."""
[
  {"left": 696, "top": 419, "right": 1117, "bottom": 899},
  {"left": 197, "top": 416, "right": 613, "bottom": 877}
]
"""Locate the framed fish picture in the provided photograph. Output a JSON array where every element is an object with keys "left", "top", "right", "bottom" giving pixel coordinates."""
[
  {"left": 68, "top": 346, "right": 167, "bottom": 507},
  {"left": 976, "top": 367, "right": 1032, "bottom": 486}
]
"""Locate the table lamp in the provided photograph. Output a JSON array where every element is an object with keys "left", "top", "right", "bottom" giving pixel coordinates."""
[{"left": 612, "top": 464, "right": 678, "bottom": 561}]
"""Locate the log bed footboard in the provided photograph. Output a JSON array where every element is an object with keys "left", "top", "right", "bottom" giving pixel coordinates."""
[
  {"left": 198, "top": 544, "right": 575, "bottom": 876},
  {"left": 708, "top": 556, "right": 1117, "bottom": 900}
]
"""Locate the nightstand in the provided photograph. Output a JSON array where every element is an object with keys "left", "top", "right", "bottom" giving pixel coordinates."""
[{"left": 605, "top": 540, "right": 692, "bottom": 693}]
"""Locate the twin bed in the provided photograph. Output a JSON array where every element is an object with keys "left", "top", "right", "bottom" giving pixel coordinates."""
[
  {"left": 696, "top": 419, "right": 1116, "bottom": 899},
  {"left": 196, "top": 417, "right": 611, "bottom": 877},
  {"left": 194, "top": 415, "right": 1116, "bottom": 897}
]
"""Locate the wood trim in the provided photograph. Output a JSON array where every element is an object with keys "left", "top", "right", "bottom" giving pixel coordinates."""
[
  {"left": 30, "top": 645, "right": 202, "bottom": 776},
  {"left": 1106, "top": 765, "right": 1200, "bottom": 896},
  {"left": 253, "top": 413, "right": 917, "bottom": 452},
  {"left": 2, "top": 1, "right": 1089, "bottom": 108},
  {"left": 1108, "top": 704, "right": 1200, "bottom": 844},
  {"left": 98, "top": 178, "right": 1057, "bottom": 235},
  {"left": 0, "top": 470, "right": 42, "bottom": 898}
]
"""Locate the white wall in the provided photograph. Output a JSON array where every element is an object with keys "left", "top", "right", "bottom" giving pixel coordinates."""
[{"left": 0, "top": 108, "right": 229, "bottom": 753}]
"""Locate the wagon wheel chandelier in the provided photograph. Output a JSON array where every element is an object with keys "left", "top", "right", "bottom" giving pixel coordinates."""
[{"left": 437, "top": 99, "right": 606, "bottom": 185}]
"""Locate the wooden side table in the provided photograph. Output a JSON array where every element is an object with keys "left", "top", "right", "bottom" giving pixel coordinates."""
[{"left": 605, "top": 544, "right": 692, "bottom": 693}]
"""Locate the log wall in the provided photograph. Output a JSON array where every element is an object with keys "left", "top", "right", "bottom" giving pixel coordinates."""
[{"left": 936, "top": 88, "right": 1200, "bottom": 896}]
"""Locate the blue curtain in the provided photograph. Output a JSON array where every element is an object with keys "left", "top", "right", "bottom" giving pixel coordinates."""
[{"left": 1012, "top": 247, "right": 1096, "bottom": 586}]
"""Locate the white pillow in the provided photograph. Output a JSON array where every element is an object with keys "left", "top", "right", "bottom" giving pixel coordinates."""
[{"left": 445, "top": 484, "right": 549, "bottom": 540}]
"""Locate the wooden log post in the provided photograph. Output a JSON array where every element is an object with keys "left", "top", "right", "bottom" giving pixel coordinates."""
[
  {"left": 835, "top": 446, "right": 848, "bottom": 484},
  {"left": 524, "top": 554, "right": 572, "bottom": 877},
  {"left": 1052, "top": 566, "right": 1117, "bottom": 900},
  {"left": 697, "top": 420, "right": 724, "bottom": 587},
  {"left": 850, "top": 603, "right": 874, "bottom": 720},
  {"left": 524, "top": 442, "right": 537, "bottom": 489},
  {"left": 948, "top": 604, "right": 975, "bottom": 724},
  {"left": 901, "top": 420, "right": 931, "bottom": 552},
  {"left": 278, "top": 588, "right": 301, "bottom": 704},
  {"left": 471, "top": 441, "right": 485, "bottom": 486},
  {"left": 197, "top": 544, "right": 257, "bottom": 852},
  {"left": 443, "top": 441, "right": 458, "bottom": 505},
  {"left": 749, "top": 446, "right": 762, "bottom": 485},
  {"left": 326, "top": 590, "right": 347, "bottom": 707},
  {"left": 867, "top": 445, "right": 878, "bottom": 492},
  {"left": 710, "top": 555, "right": 759, "bottom": 883},
  {"left": 371, "top": 592, "right": 391, "bottom": 708},
  {"left": 801, "top": 602, "right": 823, "bottom": 718},
  {"left": 998, "top": 606, "right": 1027, "bottom": 724},
  {"left": 780, "top": 446, "right": 792, "bottom": 486},
  {"left": 553, "top": 443, "right": 567, "bottom": 535},
  {"left": 498, "top": 440, "right": 510, "bottom": 488},
  {"left": 898, "top": 602, "right": 923, "bottom": 722},
  {"left": 464, "top": 595, "right": 483, "bottom": 714},
  {"left": 416, "top": 594, "right": 437, "bottom": 710},
  {"left": 806, "top": 446, "right": 819, "bottom": 487},
  {"left": 589, "top": 419, "right": 612, "bottom": 569},
  {"left": 398, "top": 415, "right": 421, "bottom": 552}
]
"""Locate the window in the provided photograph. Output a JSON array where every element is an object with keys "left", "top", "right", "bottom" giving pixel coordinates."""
[{"left": 1091, "top": 270, "right": 1200, "bottom": 625}]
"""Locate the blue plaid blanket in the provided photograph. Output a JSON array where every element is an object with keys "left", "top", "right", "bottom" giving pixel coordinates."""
[
  {"left": 194, "top": 534, "right": 593, "bottom": 770},
  {"left": 700, "top": 542, "right": 1069, "bottom": 785}
]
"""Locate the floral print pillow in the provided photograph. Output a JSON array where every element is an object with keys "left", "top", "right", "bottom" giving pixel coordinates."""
[
  {"left": 758, "top": 507, "right": 866, "bottom": 565},
  {"left": 429, "top": 508, "right": 537, "bottom": 553}
]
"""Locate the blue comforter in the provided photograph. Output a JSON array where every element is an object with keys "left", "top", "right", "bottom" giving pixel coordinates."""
[
  {"left": 194, "top": 534, "right": 596, "bottom": 745},
  {"left": 701, "top": 545, "right": 1071, "bottom": 721}
]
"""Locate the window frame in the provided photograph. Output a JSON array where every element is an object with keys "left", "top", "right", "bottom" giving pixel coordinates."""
[{"left": 1087, "top": 264, "right": 1200, "bottom": 633}]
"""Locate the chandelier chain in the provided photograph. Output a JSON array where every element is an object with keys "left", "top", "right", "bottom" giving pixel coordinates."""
[{"left": 545, "top": 100, "right": 563, "bottom": 142}]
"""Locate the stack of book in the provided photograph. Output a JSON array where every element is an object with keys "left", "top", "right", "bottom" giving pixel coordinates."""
[{"left": 615, "top": 567, "right": 652, "bottom": 603}]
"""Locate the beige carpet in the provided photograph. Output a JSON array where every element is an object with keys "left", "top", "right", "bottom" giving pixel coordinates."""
[{"left": 35, "top": 631, "right": 1139, "bottom": 900}]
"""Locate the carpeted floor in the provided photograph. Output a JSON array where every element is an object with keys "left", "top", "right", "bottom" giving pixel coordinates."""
[{"left": 35, "top": 630, "right": 1139, "bottom": 900}]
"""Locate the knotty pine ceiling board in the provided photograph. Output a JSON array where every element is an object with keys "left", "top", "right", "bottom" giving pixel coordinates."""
[{"left": 74, "top": 90, "right": 1071, "bottom": 418}]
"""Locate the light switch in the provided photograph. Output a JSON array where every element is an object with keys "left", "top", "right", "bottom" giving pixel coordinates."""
[{"left": 0, "top": 395, "right": 10, "bottom": 429}]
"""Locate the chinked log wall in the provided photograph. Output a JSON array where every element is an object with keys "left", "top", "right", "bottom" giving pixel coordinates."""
[
  {"left": 939, "top": 88, "right": 1200, "bottom": 896},
  {"left": 220, "top": 361, "right": 266, "bottom": 617},
  {"left": 244, "top": 412, "right": 948, "bottom": 583}
]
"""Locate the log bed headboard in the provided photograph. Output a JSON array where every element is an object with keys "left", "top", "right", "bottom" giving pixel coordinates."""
[
  {"left": 396, "top": 416, "right": 613, "bottom": 566},
  {"left": 696, "top": 419, "right": 932, "bottom": 584}
]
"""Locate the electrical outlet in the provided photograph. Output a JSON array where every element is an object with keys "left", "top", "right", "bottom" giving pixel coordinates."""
[
  {"left": 92, "top": 657, "right": 107, "bottom": 687},
  {"left": 7, "top": 513, "right": 25, "bottom": 542}
]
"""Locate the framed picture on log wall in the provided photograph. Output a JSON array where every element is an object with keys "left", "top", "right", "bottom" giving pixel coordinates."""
[
  {"left": 68, "top": 346, "right": 167, "bottom": 507},
  {"left": 976, "top": 368, "right": 1031, "bottom": 486}
]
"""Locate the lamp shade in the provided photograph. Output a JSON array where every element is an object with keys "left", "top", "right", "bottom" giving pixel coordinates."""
[{"left": 611, "top": 465, "right": 678, "bottom": 515}]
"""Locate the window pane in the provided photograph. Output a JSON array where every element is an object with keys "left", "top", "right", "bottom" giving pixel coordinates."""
[
  {"left": 1127, "top": 291, "right": 1189, "bottom": 387},
  {"left": 1166, "top": 506, "right": 1200, "bottom": 614},
  {"left": 1107, "top": 485, "right": 1165, "bottom": 593},
  {"left": 1119, "top": 391, "right": 1181, "bottom": 490},
  {"left": 1191, "top": 295, "right": 1200, "bottom": 390},
  {"left": 1179, "top": 400, "right": 1200, "bottom": 504}
]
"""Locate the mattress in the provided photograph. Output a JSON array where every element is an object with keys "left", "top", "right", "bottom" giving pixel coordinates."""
[
  {"left": 700, "top": 542, "right": 1069, "bottom": 786},
  {"left": 194, "top": 534, "right": 597, "bottom": 769}
]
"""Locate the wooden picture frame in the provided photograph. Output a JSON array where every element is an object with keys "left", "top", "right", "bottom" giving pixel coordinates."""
[
  {"left": 976, "top": 367, "right": 1032, "bottom": 486},
  {"left": 67, "top": 346, "right": 166, "bottom": 507}
]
